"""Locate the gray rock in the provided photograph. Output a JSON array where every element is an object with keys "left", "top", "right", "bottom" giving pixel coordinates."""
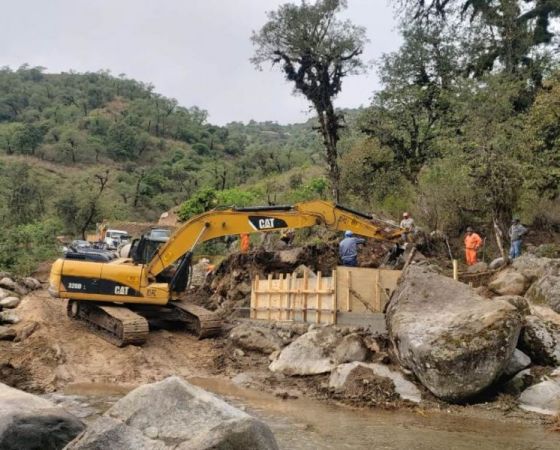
[
  {"left": 511, "top": 254, "right": 560, "bottom": 282},
  {"left": 269, "top": 327, "right": 341, "bottom": 375},
  {"left": 503, "top": 349, "right": 531, "bottom": 377},
  {"left": 0, "top": 288, "right": 10, "bottom": 300},
  {"left": 0, "top": 311, "right": 20, "bottom": 325},
  {"left": 503, "top": 369, "right": 535, "bottom": 395},
  {"left": 525, "top": 275, "right": 560, "bottom": 313},
  {"left": 329, "top": 362, "right": 421, "bottom": 403},
  {"left": 0, "top": 278, "right": 16, "bottom": 291},
  {"left": 488, "top": 269, "right": 529, "bottom": 296},
  {"left": 467, "top": 262, "right": 488, "bottom": 273},
  {"left": 519, "top": 306, "right": 560, "bottom": 365},
  {"left": 229, "top": 324, "right": 283, "bottom": 354},
  {"left": 0, "top": 297, "right": 20, "bottom": 309},
  {"left": 21, "top": 277, "right": 41, "bottom": 291},
  {"left": 276, "top": 248, "right": 304, "bottom": 264},
  {"left": 332, "top": 333, "right": 368, "bottom": 364},
  {"left": 519, "top": 380, "right": 560, "bottom": 415},
  {"left": 292, "top": 265, "right": 316, "bottom": 278},
  {"left": 386, "top": 265, "right": 522, "bottom": 402},
  {"left": 13, "top": 284, "right": 28, "bottom": 296},
  {"left": 0, "top": 382, "right": 85, "bottom": 449},
  {"left": 489, "top": 257, "right": 505, "bottom": 270},
  {"left": 0, "top": 326, "right": 16, "bottom": 341},
  {"left": 66, "top": 376, "right": 278, "bottom": 450},
  {"left": 495, "top": 295, "right": 531, "bottom": 316}
]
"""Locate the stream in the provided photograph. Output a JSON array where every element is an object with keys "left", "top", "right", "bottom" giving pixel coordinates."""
[{"left": 44, "top": 378, "right": 560, "bottom": 450}]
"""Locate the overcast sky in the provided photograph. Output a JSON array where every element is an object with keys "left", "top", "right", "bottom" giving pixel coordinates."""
[{"left": 1, "top": 0, "right": 400, "bottom": 125}]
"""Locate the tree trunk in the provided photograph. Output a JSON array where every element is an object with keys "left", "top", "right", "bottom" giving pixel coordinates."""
[
  {"left": 493, "top": 216, "right": 509, "bottom": 264},
  {"left": 316, "top": 106, "right": 340, "bottom": 202}
]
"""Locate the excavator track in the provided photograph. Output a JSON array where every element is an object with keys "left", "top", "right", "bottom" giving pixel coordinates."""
[
  {"left": 170, "top": 300, "right": 222, "bottom": 339},
  {"left": 67, "top": 300, "right": 149, "bottom": 347}
]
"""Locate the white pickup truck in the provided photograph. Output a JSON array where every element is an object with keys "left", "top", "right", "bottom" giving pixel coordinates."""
[{"left": 104, "top": 229, "right": 131, "bottom": 250}]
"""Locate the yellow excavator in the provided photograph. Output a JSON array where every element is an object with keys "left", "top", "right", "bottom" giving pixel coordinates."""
[{"left": 49, "top": 200, "right": 403, "bottom": 346}]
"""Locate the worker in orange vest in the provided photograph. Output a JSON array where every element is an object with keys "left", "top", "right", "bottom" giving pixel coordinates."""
[
  {"left": 464, "top": 227, "right": 482, "bottom": 266},
  {"left": 240, "top": 233, "right": 250, "bottom": 253}
]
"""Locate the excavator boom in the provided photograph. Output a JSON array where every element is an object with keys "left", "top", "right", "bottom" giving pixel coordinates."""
[{"left": 147, "top": 200, "right": 402, "bottom": 277}]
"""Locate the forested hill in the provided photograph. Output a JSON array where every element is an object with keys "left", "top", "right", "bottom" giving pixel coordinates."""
[
  {"left": 0, "top": 66, "right": 340, "bottom": 272},
  {"left": 0, "top": 67, "right": 333, "bottom": 218}
]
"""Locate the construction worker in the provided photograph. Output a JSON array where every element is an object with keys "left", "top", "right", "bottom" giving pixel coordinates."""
[
  {"left": 400, "top": 212, "right": 415, "bottom": 242},
  {"left": 509, "top": 219, "right": 527, "bottom": 259},
  {"left": 339, "top": 230, "right": 365, "bottom": 267},
  {"left": 240, "top": 233, "right": 250, "bottom": 253},
  {"left": 464, "top": 227, "right": 482, "bottom": 266}
]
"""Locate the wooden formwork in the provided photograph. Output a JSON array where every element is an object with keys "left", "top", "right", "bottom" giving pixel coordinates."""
[
  {"left": 250, "top": 267, "right": 401, "bottom": 325},
  {"left": 250, "top": 270, "right": 337, "bottom": 324}
]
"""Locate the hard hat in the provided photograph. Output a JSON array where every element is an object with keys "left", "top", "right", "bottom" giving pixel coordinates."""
[
  {"left": 403, "top": 212, "right": 409, "bottom": 217},
  {"left": 466, "top": 226, "right": 473, "bottom": 232},
  {"left": 344, "top": 230, "right": 353, "bottom": 237}
]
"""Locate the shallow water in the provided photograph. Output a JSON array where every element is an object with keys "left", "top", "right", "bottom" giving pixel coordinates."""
[{"left": 45, "top": 378, "right": 560, "bottom": 450}]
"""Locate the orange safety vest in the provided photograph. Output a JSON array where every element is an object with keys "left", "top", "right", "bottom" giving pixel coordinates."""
[
  {"left": 464, "top": 233, "right": 482, "bottom": 250},
  {"left": 240, "top": 234, "right": 250, "bottom": 253}
]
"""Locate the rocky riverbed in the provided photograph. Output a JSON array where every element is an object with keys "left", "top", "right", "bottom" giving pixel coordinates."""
[{"left": 2, "top": 253, "right": 560, "bottom": 448}]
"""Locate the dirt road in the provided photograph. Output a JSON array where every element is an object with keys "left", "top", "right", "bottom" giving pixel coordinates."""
[{"left": 0, "top": 290, "right": 221, "bottom": 392}]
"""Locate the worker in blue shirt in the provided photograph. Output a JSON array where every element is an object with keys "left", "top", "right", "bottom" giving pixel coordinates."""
[{"left": 339, "top": 230, "right": 365, "bottom": 267}]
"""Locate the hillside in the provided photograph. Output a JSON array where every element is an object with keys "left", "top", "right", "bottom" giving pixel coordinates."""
[{"left": 0, "top": 67, "right": 342, "bottom": 273}]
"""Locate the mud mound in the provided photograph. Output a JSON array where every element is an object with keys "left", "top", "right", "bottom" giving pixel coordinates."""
[
  {"left": 332, "top": 365, "right": 400, "bottom": 406},
  {"left": 0, "top": 291, "right": 221, "bottom": 393},
  {"left": 190, "top": 241, "right": 395, "bottom": 316}
]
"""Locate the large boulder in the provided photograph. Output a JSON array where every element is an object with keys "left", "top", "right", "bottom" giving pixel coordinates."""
[
  {"left": 66, "top": 376, "right": 278, "bottom": 450},
  {"left": 525, "top": 275, "right": 560, "bottom": 313},
  {"left": 229, "top": 324, "right": 283, "bottom": 354},
  {"left": 386, "top": 265, "right": 522, "bottom": 402},
  {"left": 0, "top": 382, "right": 85, "bottom": 450},
  {"left": 519, "top": 306, "right": 560, "bottom": 366},
  {"left": 329, "top": 362, "right": 421, "bottom": 403},
  {"left": 518, "top": 380, "right": 560, "bottom": 415},
  {"left": 269, "top": 327, "right": 367, "bottom": 376},
  {"left": 511, "top": 254, "right": 560, "bottom": 282},
  {"left": 488, "top": 269, "right": 529, "bottom": 296}
]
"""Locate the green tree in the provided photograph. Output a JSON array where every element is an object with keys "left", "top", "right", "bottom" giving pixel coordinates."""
[{"left": 252, "top": 0, "right": 367, "bottom": 200}]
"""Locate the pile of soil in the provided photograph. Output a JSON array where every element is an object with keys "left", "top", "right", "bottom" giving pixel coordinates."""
[
  {"left": 0, "top": 291, "right": 222, "bottom": 393},
  {"left": 189, "top": 240, "right": 396, "bottom": 314}
]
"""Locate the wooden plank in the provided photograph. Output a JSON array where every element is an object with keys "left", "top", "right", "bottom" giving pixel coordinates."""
[
  {"left": 336, "top": 266, "right": 401, "bottom": 314},
  {"left": 332, "top": 269, "right": 337, "bottom": 324},
  {"left": 316, "top": 271, "right": 322, "bottom": 324},
  {"left": 374, "top": 269, "right": 380, "bottom": 311},
  {"left": 303, "top": 269, "right": 308, "bottom": 323},
  {"left": 346, "top": 270, "right": 352, "bottom": 312},
  {"left": 250, "top": 275, "right": 258, "bottom": 319},
  {"left": 267, "top": 273, "right": 272, "bottom": 321}
]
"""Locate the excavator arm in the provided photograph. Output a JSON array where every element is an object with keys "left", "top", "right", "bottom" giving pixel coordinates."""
[{"left": 147, "top": 200, "right": 403, "bottom": 277}]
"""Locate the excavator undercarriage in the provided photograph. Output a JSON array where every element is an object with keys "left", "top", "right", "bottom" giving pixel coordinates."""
[{"left": 66, "top": 299, "right": 222, "bottom": 346}]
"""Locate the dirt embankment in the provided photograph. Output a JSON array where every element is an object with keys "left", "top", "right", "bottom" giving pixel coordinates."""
[{"left": 0, "top": 291, "right": 222, "bottom": 393}]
